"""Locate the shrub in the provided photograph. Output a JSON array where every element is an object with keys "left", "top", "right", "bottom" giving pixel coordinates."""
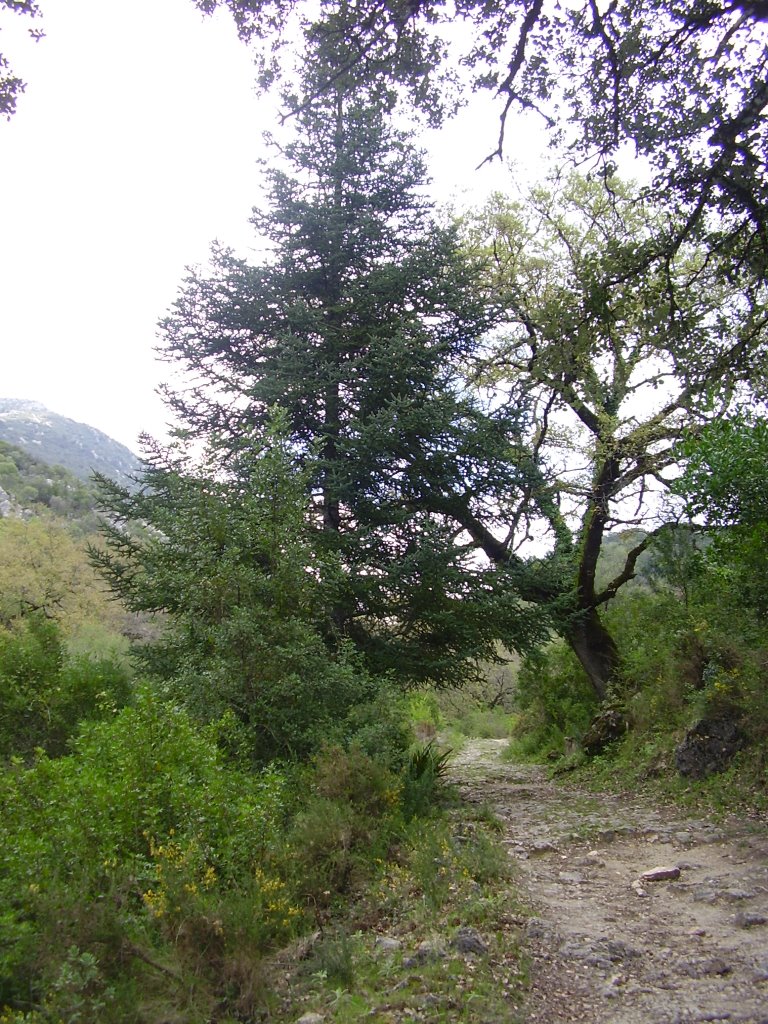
[
  {"left": 342, "top": 684, "right": 413, "bottom": 770},
  {"left": 508, "top": 641, "right": 597, "bottom": 759},
  {"left": 401, "top": 741, "right": 452, "bottom": 820},
  {"left": 0, "top": 614, "right": 132, "bottom": 760},
  {"left": 0, "top": 688, "right": 288, "bottom": 1013}
]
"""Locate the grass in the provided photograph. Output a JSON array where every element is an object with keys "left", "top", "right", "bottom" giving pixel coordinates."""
[
  {"left": 258, "top": 811, "right": 529, "bottom": 1023},
  {"left": 560, "top": 731, "right": 768, "bottom": 818}
]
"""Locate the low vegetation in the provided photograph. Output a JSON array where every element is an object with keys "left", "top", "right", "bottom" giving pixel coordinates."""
[
  {"left": 505, "top": 516, "right": 768, "bottom": 812},
  {"left": 0, "top": 655, "right": 525, "bottom": 1022}
]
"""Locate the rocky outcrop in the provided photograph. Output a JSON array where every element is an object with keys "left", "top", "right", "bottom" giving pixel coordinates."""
[
  {"left": 582, "top": 709, "right": 628, "bottom": 756},
  {"left": 675, "top": 707, "right": 746, "bottom": 779},
  {"left": 0, "top": 485, "right": 12, "bottom": 517}
]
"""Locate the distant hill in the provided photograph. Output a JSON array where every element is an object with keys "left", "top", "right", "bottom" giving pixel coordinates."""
[
  {"left": 0, "top": 399, "right": 141, "bottom": 487},
  {"left": 0, "top": 438, "right": 102, "bottom": 526}
]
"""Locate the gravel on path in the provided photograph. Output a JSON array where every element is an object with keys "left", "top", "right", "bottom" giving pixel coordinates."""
[{"left": 449, "top": 739, "right": 768, "bottom": 1024}]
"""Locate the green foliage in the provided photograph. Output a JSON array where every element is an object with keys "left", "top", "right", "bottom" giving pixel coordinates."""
[
  {"left": 0, "top": 688, "right": 289, "bottom": 1014},
  {"left": 0, "top": 614, "right": 131, "bottom": 760},
  {"left": 448, "top": 707, "right": 516, "bottom": 740},
  {"left": 0, "top": 441, "right": 98, "bottom": 526},
  {"left": 0, "top": 517, "right": 126, "bottom": 634},
  {"left": 0, "top": 671, "right": 512, "bottom": 1021},
  {"left": 40, "top": 946, "right": 117, "bottom": 1024},
  {"left": 678, "top": 417, "right": 768, "bottom": 528},
  {"left": 139, "top": 23, "right": 544, "bottom": 688},
  {"left": 285, "top": 745, "right": 403, "bottom": 905},
  {"left": 273, "top": 808, "right": 523, "bottom": 1023},
  {"left": 336, "top": 686, "right": 414, "bottom": 770},
  {"left": 208, "top": 0, "right": 768, "bottom": 278},
  {"left": 508, "top": 642, "right": 598, "bottom": 760},
  {"left": 677, "top": 416, "right": 768, "bottom": 613},
  {"left": 460, "top": 173, "right": 767, "bottom": 698},
  {"left": 523, "top": 520, "right": 768, "bottom": 804},
  {"left": 311, "top": 930, "right": 356, "bottom": 989},
  {"left": 94, "top": 415, "right": 401, "bottom": 764},
  {"left": 401, "top": 741, "right": 452, "bottom": 821},
  {"left": 611, "top": 517, "right": 768, "bottom": 744},
  {"left": 407, "top": 690, "right": 443, "bottom": 742}
]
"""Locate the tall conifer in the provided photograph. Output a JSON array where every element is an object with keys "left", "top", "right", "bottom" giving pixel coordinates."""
[{"left": 143, "top": 10, "right": 541, "bottom": 683}]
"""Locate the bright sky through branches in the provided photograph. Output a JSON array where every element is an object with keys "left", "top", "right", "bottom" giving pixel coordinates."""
[{"left": 0, "top": 0, "right": 539, "bottom": 451}]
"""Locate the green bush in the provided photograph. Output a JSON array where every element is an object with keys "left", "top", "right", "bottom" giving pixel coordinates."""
[
  {"left": 0, "top": 615, "right": 132, "bottom": 760},
  {"left": 0, "top": 688, "right": 288, "bottom": 1013},
  {"left": 450, "top": 706, "right": 516, "bottom": 739},
  {"left": 342, "top": 685, "right": 414, "bottom": 770},
  {"left": 508, "top": 641, "right": 598, "bottom": 759},
  {"left": 408, "top": 690, "right": 443, "bottom": 740},
  {"left": 401, "top": 741, "right": 452, "bottom": 820},
  {"left": 284, "top": 745, "right": 403, "bottom": 905}
]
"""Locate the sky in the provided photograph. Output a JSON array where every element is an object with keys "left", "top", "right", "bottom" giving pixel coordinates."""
[{"left": 0, "top": 0, "right": 541, "bottom": 452}]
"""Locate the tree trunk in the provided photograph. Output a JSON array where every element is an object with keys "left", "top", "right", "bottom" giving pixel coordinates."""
[{"left": 565, "top": 606, "right": 620, "bottom": 702}]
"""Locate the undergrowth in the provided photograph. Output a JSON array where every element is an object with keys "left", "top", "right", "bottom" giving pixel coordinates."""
[
  {"left": 261, "top": 808, "right": 528, "bottom": 1023},
  {"left": 0, "top": 688, "right": 528, "bottom": 1023}
]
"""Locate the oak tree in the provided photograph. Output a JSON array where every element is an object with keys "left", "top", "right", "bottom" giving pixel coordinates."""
[{"left": 452, "top": 175, "right": 768, "bottom": 697}]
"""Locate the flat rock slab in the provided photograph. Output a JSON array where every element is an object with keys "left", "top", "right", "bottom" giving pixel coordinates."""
[{"left": 640, "top": 865, "right": 682, "bottom": 882}]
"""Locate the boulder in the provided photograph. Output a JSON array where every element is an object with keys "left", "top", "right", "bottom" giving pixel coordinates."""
[
  {"left": 452, "top": 927, "right": 489, "bottom": 955},
  {"left": 675, "top": 707, "right": 746, "bottom": 779},
  {"left": 582, "top": 709, "right": 627, "bottom": 756}
]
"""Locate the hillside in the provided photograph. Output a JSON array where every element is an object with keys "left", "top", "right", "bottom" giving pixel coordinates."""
[
  {"left": 0, "top": 398, "right": 140, "bottom": 486},
  {"left": 0, "top": 439, "right": 98, "bottom": 524}
]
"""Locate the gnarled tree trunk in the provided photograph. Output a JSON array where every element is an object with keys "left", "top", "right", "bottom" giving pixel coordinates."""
[{"left": 565, "top": 605, "right": 619, "bottom": 702}]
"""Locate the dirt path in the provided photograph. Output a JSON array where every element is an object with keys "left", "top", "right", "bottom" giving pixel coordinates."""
[{"left": 449, "top": 739, "right": 768, "bottom": 1024}]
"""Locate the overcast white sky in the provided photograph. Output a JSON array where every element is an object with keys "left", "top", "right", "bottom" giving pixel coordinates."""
[{"left": 0, "top": 0, "right": 541, "bottom": 452}]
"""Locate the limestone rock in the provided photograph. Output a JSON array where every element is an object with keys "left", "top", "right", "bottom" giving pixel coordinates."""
[
  {"left": 640, "top": 865, "right": 681, "bottom": 882},
  {"left": 402, "top": 939, "right": 446, "bottom": 967},
  {"left": 0, "top": 486, "right": 12, "bottom": 517}
]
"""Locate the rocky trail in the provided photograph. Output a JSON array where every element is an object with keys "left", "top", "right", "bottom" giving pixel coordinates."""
[{"left": 449, "top": 739, "right": 768, "bottom": 1024}]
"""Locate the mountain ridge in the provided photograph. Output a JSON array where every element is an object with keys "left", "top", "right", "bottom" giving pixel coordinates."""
[{"left": 0, "top": 398, "right": 141, "bottom": 486}]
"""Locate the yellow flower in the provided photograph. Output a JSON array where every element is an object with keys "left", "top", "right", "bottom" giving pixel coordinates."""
[{"left": 142, "top": 888, "right": 168, "bottom": 918}]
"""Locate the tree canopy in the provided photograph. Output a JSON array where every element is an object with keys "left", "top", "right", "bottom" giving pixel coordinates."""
[
  {"left": 448, "top": 174, "right": 767, "bottom": 695},
  {"left": 199, "top": 0, "right": 768, "bottom": 270},
  {"left": 95, "top": 22, "right": 548, "bottom": 710},
  {"left": 91, "top": 0, "right": 768, "bottom": 714}
]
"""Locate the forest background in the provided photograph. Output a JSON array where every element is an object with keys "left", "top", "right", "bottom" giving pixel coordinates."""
[{"left": 1, "top": 1, "right": 767, "bottom": 1021}]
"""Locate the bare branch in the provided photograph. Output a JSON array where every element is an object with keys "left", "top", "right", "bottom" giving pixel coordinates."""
[{"left": 594, "top": 527, "right": 664, "bottom": 607}]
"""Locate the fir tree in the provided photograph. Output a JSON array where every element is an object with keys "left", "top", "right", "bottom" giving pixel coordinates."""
[{"left": 98, "top": 16, "right": 545, "bottom": 695}]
